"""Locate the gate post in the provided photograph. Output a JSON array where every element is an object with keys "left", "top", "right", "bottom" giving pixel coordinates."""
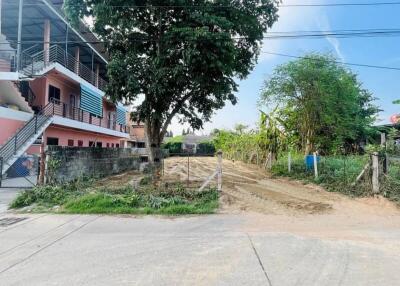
[{"left": 372, "top": 152, "right": 380, "bottom": 194}]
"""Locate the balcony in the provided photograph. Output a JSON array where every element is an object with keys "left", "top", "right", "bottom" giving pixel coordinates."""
[
  {"left": 45, "top": 98, "right": 130, "bottom": 134},
  {"left": 21, "top": 45, "right": 108, "bottom": 91}
]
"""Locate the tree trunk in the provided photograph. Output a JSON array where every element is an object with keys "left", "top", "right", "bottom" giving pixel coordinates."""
[{"left": 145, "top": 119, "right": 164, "bottom": 165}]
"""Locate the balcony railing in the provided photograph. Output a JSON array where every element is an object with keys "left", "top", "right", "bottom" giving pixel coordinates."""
[
  {"left": 0, "top": 50, "right": 17, "bottom": 72},
  {"left": 47, "top": 98, "right": 129, "bottom": 134},
  {"left": 21, "top": 45, "right": 108, "bottom": 91}
]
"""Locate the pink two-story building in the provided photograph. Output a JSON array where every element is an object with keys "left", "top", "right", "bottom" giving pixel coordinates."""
[{"left": 0, "top": 0, "right": 145, "bottom": 179}]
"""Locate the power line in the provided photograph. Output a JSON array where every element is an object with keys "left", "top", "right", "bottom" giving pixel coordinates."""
[
  {"left": 280, "top": 1, "right": 400, "bottom": 7},
  {"left": 261, "top": 51, "right": 400, "bottom": 71},
  {"left": 5, "top": 28, "right": 400, "bottom": 45},
  {"left": 6, "top": 2, "right": 400, "bottom": 8}
]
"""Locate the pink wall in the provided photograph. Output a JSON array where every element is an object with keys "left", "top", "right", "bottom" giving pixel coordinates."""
[
  {"left": 46, "top": 74, "right": 81, "bottom": 106},
  {"left": 0, "top": 118, "right": 25, "bottom": 145},
  {"left": 0, "top": 117, "right": 41, "bottom": 155},
  {"left": 30, "top": 77, "right": 47, "bottom": 108},
  {"left": 30, "top": 72, "right": 81, "bottom": 108},
  {"left": 44, "top": 126, "right": 123, "bottom": 147}
]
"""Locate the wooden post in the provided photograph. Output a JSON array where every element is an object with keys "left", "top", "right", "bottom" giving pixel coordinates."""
[
  {"left": 383, "top": 153, "right": 389, "bottom": 175},
  {"left": 267, "top": 152, "right": 272, "bottom": 170},
  {"left": 288, "top": 151, "right": 291, "bottom": 173},
  {"left": 217, "top": 150, "right": 223, "bottom": 192},
  {"left": 313, "top": 152, "right": 318, "bottom": 180},
  {"left": 187, "top": 155, "right": 189, "bottom": 188},
  {"left": 380, "top": 133, "right": 386, "bottom": 147},
  {"left": 372, "top": 152, "right": 380, "bottom": 194},
  {"left": 39, "top": 143, "right": 46, "bottom": 185}
]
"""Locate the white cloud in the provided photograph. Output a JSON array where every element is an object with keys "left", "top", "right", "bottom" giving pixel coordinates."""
[
  {"left": 260, "top": 0, "right": 324, "bottom": 62},
  {"left": 316, "top": 13, "right": 345, "bottom": 61}
]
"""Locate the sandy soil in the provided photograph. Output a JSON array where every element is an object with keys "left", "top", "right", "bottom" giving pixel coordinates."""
[{"left": 163, "top": 157, "right": 400, "bottom": 243}]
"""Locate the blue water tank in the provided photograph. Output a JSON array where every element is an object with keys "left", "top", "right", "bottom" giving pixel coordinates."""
[{"left": 305, "top": 155, "right": 320, "bottom": 170}]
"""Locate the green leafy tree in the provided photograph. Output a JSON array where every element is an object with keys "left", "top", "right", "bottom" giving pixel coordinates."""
[
  {"left": 64, "top": 0, "right": 279, "bottom": 162},
  {"left": 234, "top": 123, "right": 248, "bottom": 135},
  {"left": 260, "top": 53, "right": 379, "bottom": 155}
]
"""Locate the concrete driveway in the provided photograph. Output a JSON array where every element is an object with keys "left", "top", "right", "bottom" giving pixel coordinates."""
[{"left": 0, "top": 213, "right": 400, "bottom": 286}]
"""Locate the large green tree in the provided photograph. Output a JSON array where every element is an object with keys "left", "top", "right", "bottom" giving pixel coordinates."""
[
  {"left": 260, "top": 54, "right": 379, "bottom": 155},
  {"left": 64, "top": 0, "right": 279, "bottom": 162}
]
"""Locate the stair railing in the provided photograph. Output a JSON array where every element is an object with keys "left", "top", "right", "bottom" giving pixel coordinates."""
[
  {"left": 15, "top": 81, "right": 37, "bottom": 107},
  {"left": 0, "top": 101, "right": 54, "bottom": 166}
]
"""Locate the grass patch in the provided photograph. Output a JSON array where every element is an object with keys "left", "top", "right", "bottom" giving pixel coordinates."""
[
  {"left": 271, "top": 154, "right": 372, "bottom": 197},
  {"left": 10, "top": 178, "right": 219, "bottom": 215}
]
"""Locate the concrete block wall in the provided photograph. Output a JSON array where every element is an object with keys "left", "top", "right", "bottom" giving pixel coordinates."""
[{"left": 45, "top": 146, "right": 141, "bottom": 183}]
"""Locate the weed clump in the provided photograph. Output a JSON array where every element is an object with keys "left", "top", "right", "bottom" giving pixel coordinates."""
[{"left": 11, "top": 179, "right": 219, "bottom": 215}]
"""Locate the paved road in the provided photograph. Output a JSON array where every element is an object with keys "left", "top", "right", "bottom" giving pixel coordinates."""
[
  {"left": 0, "top": 213, "right": 399, "bottom": 286},
  {"left": 0, "top": 188, "right": 20, "bottom": 214}
]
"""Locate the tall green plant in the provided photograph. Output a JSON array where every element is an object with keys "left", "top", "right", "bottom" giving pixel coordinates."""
[{"left": 260, "top": 53, "right": 379, "bottom": 155}]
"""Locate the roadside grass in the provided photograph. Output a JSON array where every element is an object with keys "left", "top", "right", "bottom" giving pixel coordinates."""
[
  {"left": 10, "top": 178, "right": 219, "bottom": 215},
  {"left": 271, "top": 153, "right": 400, "bottom": 203}
]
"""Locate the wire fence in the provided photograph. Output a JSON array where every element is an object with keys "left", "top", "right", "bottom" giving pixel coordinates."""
[
  {"left": 144, "top": 152, "right": 221, "bottom": 191},
  {"left": 0, "top": 154, "right": 39, "bottom": 188},
  {"left": 271, "top": 151, "right": 400, "bottom": 197}
]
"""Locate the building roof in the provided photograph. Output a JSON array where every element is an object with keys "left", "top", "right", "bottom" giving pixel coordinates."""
[
  {"left": 183, "top": 135, "right": 213, "bottom": 145},
  {"left": 1, "top": 0, "right": 108, "bottom": 77}
]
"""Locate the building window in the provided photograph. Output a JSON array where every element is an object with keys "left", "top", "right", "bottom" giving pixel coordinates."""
[
  {"left": 111, "top": 143, "right": 114, "bottom": 148},
  {"left": 47, "top": 137, "right": 59, "bottom": 146},
  {"left": 106, "top": 143, "right": 110, "bottom": 148},
  {"left": 137, "top": 142, "right": 146, "bottom": 148},
  {"left": 116, "top": 143, "right": 120, "bottom": 148},
  {"left": 96, "top": 142, "right": 103, "bottom": 148},
  {"left": 48, "top": 85, "right": 61, "bottom": 103},
  {"left": 89, "top": 141, "right": 95, "bottom": 147},
  {"left": 78, "top": 140, "right": 83, "bottom": 147},
  {"left": 67, "top": 139, "right": 74, "bottom": 147}
]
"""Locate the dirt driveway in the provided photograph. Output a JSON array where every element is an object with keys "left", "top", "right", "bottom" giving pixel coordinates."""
[{"left": 163, "top": 156, "right": 400, "bottom": 241}]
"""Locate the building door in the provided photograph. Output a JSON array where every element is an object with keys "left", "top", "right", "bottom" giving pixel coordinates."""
[
  {"left": 69, "top": 94, "right": 76, "bottom": 119},
  {"left": 108, "top": 112, "right": 115, "bottom": 129}
]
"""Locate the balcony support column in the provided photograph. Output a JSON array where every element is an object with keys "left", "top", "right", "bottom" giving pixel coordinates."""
[
  {"left": 44, "top": 19, "right": 50, "bottom": 66},
  {"left": 16, "top": 0, "right": 23, "bottom": 71},
  {"left": 74, "top": 47, "right": 80, "bottom": 74},
  {"left": 96, "top": 64, "right": 100, "bottom": 88}
]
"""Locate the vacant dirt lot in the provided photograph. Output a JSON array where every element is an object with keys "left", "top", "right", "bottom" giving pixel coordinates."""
[{"left": 163, "top": 156, "right": 400, "bottom": 240}]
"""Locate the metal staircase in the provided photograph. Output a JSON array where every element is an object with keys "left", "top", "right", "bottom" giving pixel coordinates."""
[{"left": 0, "top": 102, "right": 54, "bottom": 175}]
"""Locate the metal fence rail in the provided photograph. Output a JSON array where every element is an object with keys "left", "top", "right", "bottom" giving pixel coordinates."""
[{"left": 21, "top": 45, "right": 108, "bottom": 91}]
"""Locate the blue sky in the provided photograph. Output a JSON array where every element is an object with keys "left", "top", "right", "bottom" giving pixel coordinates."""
[{"left": 170, "top": 0, "right": 400, "bottom": 135}]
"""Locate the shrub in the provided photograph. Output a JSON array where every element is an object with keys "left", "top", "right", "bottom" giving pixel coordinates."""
[
  {"left": 196, "top": 142, "right": 216, "bottom": 155},
  {"left": 163, "top": 142, "right": 182, "bottom": 154}
]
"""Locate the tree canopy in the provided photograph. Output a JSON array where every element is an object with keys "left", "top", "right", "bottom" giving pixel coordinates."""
[
  {"left": 64, "top": 0, "right": 279, "bottom": 161},
  {"left": 260, "top": 53, "right": 379, "bottom": 155}
]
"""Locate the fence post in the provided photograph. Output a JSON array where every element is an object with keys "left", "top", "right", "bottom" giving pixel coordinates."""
[
  {"left": 313, "top": 152, "right": 318, "bottom": 180},
  {"left": 187, "top": 155, "right": 190, "bottom": 188},
  {"left": 383, "top": 153, "right": 389, "bottom": 175},
  {"left": 372, "top": 152, "right": 380, "bottom": 194},
  {"left": 288, "top": 151, "right": 291, "bottom": 173},
  {"left": 217, "top": 150, "right": 223, "bottom": 192}
]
